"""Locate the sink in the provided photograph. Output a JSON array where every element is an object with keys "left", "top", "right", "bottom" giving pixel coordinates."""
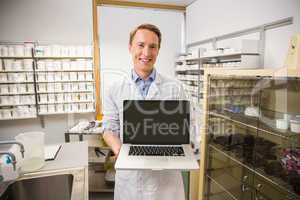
[{"left": 0, "top": 174, "right": 73, "bottom": 200}]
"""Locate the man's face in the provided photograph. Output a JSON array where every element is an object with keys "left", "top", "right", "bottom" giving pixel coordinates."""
[{"left": 129, "top": 29, "right": 160, "bottom": 73}]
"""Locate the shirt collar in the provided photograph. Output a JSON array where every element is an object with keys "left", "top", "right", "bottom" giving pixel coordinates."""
[{"left": 132, "top": 69, "right": 156, "bottom": 83}]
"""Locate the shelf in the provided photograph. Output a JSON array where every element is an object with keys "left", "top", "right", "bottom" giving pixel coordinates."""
[
  {"left": 0, "top": 70, "right": 34, "bottom": 73},
  {"left": 38, "top": 110, "right": 95, "bottom": 115},
  {"left": 0, "top": 81, "right": 34, "bottom": 84},
  {"left": 38, "top": 100, "right": 94, "bottom": 105},
  {"left": 176, "top": 57, "right": 200, "bottom": 62},
  {"left": 35, "top": 69, "right": 93, "bottom": 72},
  {"left": 209, "top": 110, "right": 299, "bottom": 139},
  {"left": 36, "top": 80, "right": 94, "bottom": 83},
  {"left": 0, "top": 103, "right": 36, "bottom": 107},
  {"left": 0, "top": 56, "right": 33, "bottom": 59},
  {"left": 200, "top": 53, "right": 259, "bottom": 60},
  {"left": 0, "top": 115, "right": 37, "bottom": 120},
  {"left": 34, "top": 56, "right": 93, "bottom": 59},
  {"left": 37, "top": 90, "right": 93, "bottom": 94},
  {"left": 209, "top": 144, "right": 300, "bottom": 199},
  {"left": 0, "top": 92, "right": 35, "bottom": 96}
]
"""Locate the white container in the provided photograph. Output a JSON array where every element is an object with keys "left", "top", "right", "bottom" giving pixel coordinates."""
[
  {"left": 276, "top": 119, "right": 289, "bottom": 130},
  {"left": 61, "top": 46, "right": 69, "bottom": 57},
  {"left": 62, "top": 72, "right": 69, "bottom": 81},
  {"left": 27, "top": 84, "right": 34, "bottom": 93},
  {"left": 47, "top": 73, "right": 55, "bottom": 82},
  {"left": 54, "top": 72, "right": 62, "bottom": 81},
  {"left": 37, "top": 73, "right": 46, "bottom": 82},
  {"left": 48, "top": 104, "right": 55, "bottom": 113},
  {"left": 14, "top": 45, "right": 25, "bottom": 57},
  {"left": 2, "top": 109, "right": 12, "bottom": 118},
  {"left": 70, "top": 61, "right": 78, "bottom": 70},
  {"left": 12, "top": 60, "right": 22, "bottom": 71},
  {"left": 39, "top": 94, "right": 47, "bottom": 103},
  {"left": 56, "top": 93, "right": 64, "bottom": 102},
  {"left": 86, "top": 72, "right": 93, "bottom": 80},
  {"left": 47, "top": 83, "right": 54, "bottom": 92},
  {"left": 78, "top": 82, "right": 86, "bottom": 91},
  {"left": 9, "top": 84, "right": 18, "bottom": 94},
  {"left": 70, "top": 72, "right": 77, "bottom": 81},
  {"left": 54, "top": 83, "right": 62, "bottom": 92},
  {"left": 290, "top": 118, "right": 300, "bottom": 133},
  {"left": 8, "top": 46, "right": 14, "bottom": 57},
  {"left": 0, "top": 74, "right": 7, "bottom": 82},
  {"left": 48, "top": 94, "right": 55, "bottom": 103},
  {"left": 0, "top": 85, "right": 9, "bottom": 94},
  {"left": 53, "top": 61, "right": 61, "bottom": 70},
  {"left": 51, "top": 45, "right": 61, "bottom": 57},
  {"left": 0, "top": 46, "right": 9, "bottom": 57},
  {"left": 45, "top": 60, "right": 53, "bottom": 71},
  {"left": 78, "top": 72, "right": 85, "bottom": 81},
  {"left": 26, "top": 73, "right": 34, "bottom": 82},
  {"left": 56, "top": 104, "right": 64, "bottom": 112},
  {"left": 43, "top": 46, "right": 52, "bottom": 57},
  {"left": 24, "top": 43, "right": 34, "bottom": 57},
  {"left": 38, "top": 83, "right": 46, "bottom": 92},
  {"left": 62, "top": 60, "right": 70, "bottom": 70},
  {"left": 18, "top": 84, "right": 27, "bottom": 93},
  {"left": 23, "top": 59, "right": 33, "bottom": 71},
  {"left": 4, "top": 59, "right": 13, "bottom": 71},
  {"left": 87, "top": 103, "right": 94, "bottom": 111},
  {"left": 39, "top": 105, "right": 47, "bottom": 113},
  {"left": 37, "top": 61, "right": 45, "bottom": 71},
  {"left": 15, "top": 132, "right": 45, "bottom": 172}
]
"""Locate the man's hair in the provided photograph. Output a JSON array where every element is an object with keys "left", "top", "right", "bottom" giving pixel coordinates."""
[{"left": 129, "top": 24, "right": 162, "bottom": 48}]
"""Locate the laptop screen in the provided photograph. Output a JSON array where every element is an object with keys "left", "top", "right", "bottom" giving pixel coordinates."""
[{"left": 123, "top": 100, "right": 190, "bottom": 145}]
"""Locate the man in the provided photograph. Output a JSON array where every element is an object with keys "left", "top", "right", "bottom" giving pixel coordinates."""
[{"left": 103, "top": 24, "right": 186, "bottom": 200}]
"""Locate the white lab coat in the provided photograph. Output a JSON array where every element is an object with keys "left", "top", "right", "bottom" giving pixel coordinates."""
[{"left": 103, "top": 71, "right": 186, "bottom": 200}]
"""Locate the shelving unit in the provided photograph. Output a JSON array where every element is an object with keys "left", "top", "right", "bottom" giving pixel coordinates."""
[
  {"left": 0, "top": 42, "right": 95, "bottom": 120},
  {"left": 198, "top": 68, "right": 300, "bottom": 200},
  {"left": 0, "top": 42, "right": 37, "bottom": 120}
]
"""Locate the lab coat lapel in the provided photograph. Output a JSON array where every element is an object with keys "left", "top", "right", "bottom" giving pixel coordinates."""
[{"left": 146, "top": 72, "right": 161, "bottom": 100}]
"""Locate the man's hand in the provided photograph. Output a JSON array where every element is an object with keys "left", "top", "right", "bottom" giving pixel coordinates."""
[{"left": 103, "top": 131, "right": 121, "bottom": 158}]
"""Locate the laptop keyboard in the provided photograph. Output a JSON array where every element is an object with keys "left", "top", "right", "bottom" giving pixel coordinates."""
[{"left": 129, "top": 146, "right": 185, "bottom": 156}]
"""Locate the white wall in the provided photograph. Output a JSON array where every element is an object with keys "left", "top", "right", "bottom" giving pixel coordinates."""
[
  {"left": 0, "top": 0, "right": 94, "bottom": 144},
  {"left": 98, "top": 6, "right": 183, "bottom": 96},
  {"left": 0, "top": 2, "right": 184, "bottom": 143},
  {"left": 0, "top": 0, "right": 93, "bottom": 44},
  {"left": 186, "top": 0, "right": 300, "bottom": 68}
]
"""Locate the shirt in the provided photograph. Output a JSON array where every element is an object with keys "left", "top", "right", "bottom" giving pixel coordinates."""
[{"left": 132, "top": 69, "right": 156, "bottom": 99}]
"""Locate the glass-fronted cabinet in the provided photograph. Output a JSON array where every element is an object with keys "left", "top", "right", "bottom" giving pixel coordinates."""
[{"left": 199, "top": 69, "right": 300, "bottom": 200}]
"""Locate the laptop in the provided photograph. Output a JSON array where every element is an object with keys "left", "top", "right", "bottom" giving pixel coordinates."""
[{"left": 115, "top": 100, "right": 199, "bottom": 170}]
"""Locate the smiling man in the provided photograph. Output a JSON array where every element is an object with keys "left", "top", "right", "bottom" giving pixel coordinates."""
[{"left": 103, "top": 24, "right": 186, "bottom": 200}]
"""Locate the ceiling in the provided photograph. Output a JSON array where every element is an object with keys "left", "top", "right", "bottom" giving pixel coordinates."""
[{"left": 120, "top": 0, "right": 197, "bottom": 6}]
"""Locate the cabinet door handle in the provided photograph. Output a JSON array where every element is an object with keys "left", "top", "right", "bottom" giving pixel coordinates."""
[
  {"left": 241, "top": 183, "right": 250, "bottom": 192},
  {"left": 256, "top": 184, "right": 263, "bottom": 191},
  {"left": 242, "top": 175, "right": 248, "bottom": 182}
]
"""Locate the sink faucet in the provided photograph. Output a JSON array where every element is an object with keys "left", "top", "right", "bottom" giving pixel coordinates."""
[
  {"left": 0, "top": 141, "right": 25, "bottom": 158},
  {"left": 0, "top": 152, "right": 17, "bottom": 171}
]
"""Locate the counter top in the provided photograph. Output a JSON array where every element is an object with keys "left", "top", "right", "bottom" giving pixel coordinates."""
[
  {"left": 0, "top": 141, "right": 88, "bottom": 196},
  {"left": 30, "top": 141, "right": 88, "bottom": 174}
]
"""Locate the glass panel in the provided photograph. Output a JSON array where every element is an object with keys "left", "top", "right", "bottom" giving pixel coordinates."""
[
  {"left": 206, "top": 145, "right": 254, "bottom": 200},
  {"left": 205, "top": 175, "right": 239, "bottom": 200},
  {"left": 255, "top": 76, "right": 300, "bottom": 199}
]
